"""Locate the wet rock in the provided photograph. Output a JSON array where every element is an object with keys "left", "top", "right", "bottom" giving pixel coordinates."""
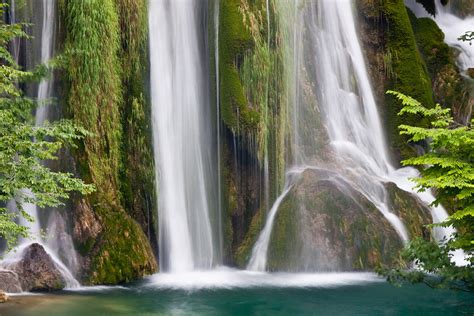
[
  {"left": 468, "top": 68, "right": 474, "bottom": 79},
  {"left": 0, "top": 291, "right": 8, "bottom": 303},
  {"left": 10, "top": 243, "right": 66, "bottom": 292},
  {"left": 0, "top": 270, "right": 22, "bottom": 293},
  {"left": 73, "top": 198, "right": 102, "bottom": 245},
  {"left": 266, "top": 168, "right": 432, "bottom": 272}
]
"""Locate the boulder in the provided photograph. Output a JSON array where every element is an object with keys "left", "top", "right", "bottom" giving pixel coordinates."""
[
  {"left": 10, "top": 243, "right": 66, "bottom": 292},
  {"left": 0, "top": 270, "right": 22, "bottom": 293},
  {"left": 0, "top": 291, "right": 8, "bottom": 303},
  {"left": 265, "top": 168, "right": 432, "bottom": 272}
]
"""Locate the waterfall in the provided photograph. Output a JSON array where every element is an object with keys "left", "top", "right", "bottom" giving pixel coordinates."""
[
  {"left": 214, "top": 0, "right": 224, "bottom": 266},
  {"left": 433, "top": 0, "right": 474, "bottom": 76},
  {"left": 405, "top": 0, "right": 473, "bottom": 123},
  {"left": 247, "top": 168, "right": 300, "bottom": 271},
  {"left": 149, "top": 0, "right": 218, "bottom": 272},
  {"left": 1, "top": 0, "right": 79, "bottom": 288},
  {"left": 249, "top": 0, "right": 463, "bottom": 271}
]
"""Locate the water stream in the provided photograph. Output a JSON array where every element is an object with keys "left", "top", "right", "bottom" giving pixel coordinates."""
[
  {"left": 248, "top": 0, "right": 464, "bottom": 271},
  {"left": 1, "top": 0, "right": 79, "bottom": 288},
  {"left": 149, "top": 0, "right": 218, "bottom": 272}
]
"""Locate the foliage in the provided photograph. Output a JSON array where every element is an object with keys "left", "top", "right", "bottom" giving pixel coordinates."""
[
  {"left": 219, "top": 0, "right": 258, "bottom": 134},
  {"left": 60, "top": 0, "right": 122, "bottom": 197},
  {"left": 59, "top": 0, "right": 157, "bottom": 283},
  {"left": 0, "top": 4, "right": 93, "bottom": 249},
  {"left": 381, "top": 90, "right": 473, "bottom": 291},
  {"left": 115, "top": 0, "right": 157, "bottom": 241},
  {"left": 458, "top": 31, "right": 474, "bottom": 45}
]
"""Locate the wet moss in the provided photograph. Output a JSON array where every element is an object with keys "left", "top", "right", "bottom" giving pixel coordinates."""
[
  {"left": 409, "top": 12, "right": 451, "bottom": 76},
  {"left": 266, "top": 194, "right": 299, "bottom": 271},
  {"left": 115, "top": 0, "right": 158, "bottom": 254},
  {"left": 381, "top": 0, "right": 435, "bottom": 161},
  {"left": 59, "top": 0, "right": 157, "bottom": 284},
  {"left": 234, "top": 208, "right": 265, "bottom": 268},
  {"left": 87, "top": 207, "right": 156, "bottom": 285},
  {"left": 385, "top": 182, "right": 432, "bottom": 240},
  {"left": 265, "top": 170, "right": 406, "bottom": 271},
  {"left": 219, "top": 0, "right": 258, "bottom": 133},
  {"left": 409, "top": 10, "right": 471, "bottom": 124}
]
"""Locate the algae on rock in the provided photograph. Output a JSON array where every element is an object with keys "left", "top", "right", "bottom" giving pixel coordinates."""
[{"left": 59, "top": 0, "right": 157, "bottom": 284}]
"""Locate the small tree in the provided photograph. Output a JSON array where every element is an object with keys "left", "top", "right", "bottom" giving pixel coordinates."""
[
  {"left": 0, "top": 4, "right": 94, "bottom": 249},
  {"left": 381, "top": 90, "right": 473, "bottom": 291}
]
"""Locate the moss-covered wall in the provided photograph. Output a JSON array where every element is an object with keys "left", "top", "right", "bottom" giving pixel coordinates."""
[
  {"left": 357, "top": 0, "right": 436, "bottom": 162},
  {"left": 58, "top": 0, "right": 157, "bottom": 285},
  {"left": 381, "top": 0, "right": 435, "bottom": 161},
  {"left": 115, "top": 0, "right": 158, "bottom": 255},
  {"left": 408, "top": 11, "right": 472, "bottom": 125},
  {"left": 218, "top": 0, "right": 287, "bottom": 265}
]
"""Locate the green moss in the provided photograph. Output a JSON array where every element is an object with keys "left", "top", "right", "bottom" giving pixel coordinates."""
[
  {"left": 265, "top": 171, "right": 406, "bottom": 271},
  {"left": 381, "top": 0, "right": 435, "bottom": 160},
  {"left": 60, "top": 0, "right": 157, "bottom": 284},
  {"left": 266, "top": 194, "right": 299, "bottom": 271},
  {"left": 115, "top": 0, "right": 157, "bottom": 245},
  {"left": 219, "top": 0, "right": 257, "bottom": 134},
  {"left": 88, "top": 207, "right": 156, "bottom": 285},
  {"left": 409, "top": 10, "right": 470, "bottom": 124},
  {"left": 385, "top": 182, "right": 432, "bottom": 239},
  {"left": 409, "top": 12, "right": 451, "bottom": 76},
  {"left": 234, "top": 208, "right": 265, "bottom": 267}
]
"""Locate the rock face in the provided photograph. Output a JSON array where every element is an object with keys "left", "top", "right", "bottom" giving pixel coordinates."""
[
  {"left": 265, "top": 169, "right": 432, "bottom": 271},
  {"left": 0, "top": 270, "right": 22, "bottom": 293},
  {"left": 0, "top": 291, "right": 8, "bottom": 303},
  {"left": 10, "top": 243, "right": 66, "bottom": 292}
]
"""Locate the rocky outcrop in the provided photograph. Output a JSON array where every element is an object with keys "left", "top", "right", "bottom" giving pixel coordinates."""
[
  {"left": 59, "top": 0, "right": 158, "bottom": 284},
  {"left": 259, "top": 169, "right": 432, "bottom": 271},
  {"left": 409, "top": 12, "right": 472, "bottom": 125},
  {"left": 8, "top": 243, "right": 66, "bottom": 292},
  {"left": 0, "top": 270, "right": 22, "bottom": 293},
  {"left": 356, "top": 0, "right": 435, "bottom": 162}
]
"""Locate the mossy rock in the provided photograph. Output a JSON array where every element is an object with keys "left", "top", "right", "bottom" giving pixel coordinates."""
[
  {"left": 356, "top": 0, "right": 435, "bottom": 162},
  {"left": 409, "top": 14, "right": 451, "bottom": 76},
  {"left": 219, "top": 0, "right": 259, "bottom": 134},
  {"left": 382, "top": 0, "right": 435, "bottom": 161},
  {"left": 86, "top": 207, "right": 157, "bottom": 285},
  {"left": 262, "top": 169, "right": 433, "bottom": 271},
  {"left": 60, "top": 0, "right": 158, "bottom": 284},
  {"left": 234, "top": 208, "right": 265, "bottom": 268},
  {"left": 409, "top": 11, "right": 472, "bottom": 124},
  {"left": 384, "top": 182, "right": 432, "bottom": 239}
]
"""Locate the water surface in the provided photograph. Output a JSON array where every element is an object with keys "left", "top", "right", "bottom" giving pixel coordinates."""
[{"left": 2, "top": 272, "right": 472, "bottom": 315}]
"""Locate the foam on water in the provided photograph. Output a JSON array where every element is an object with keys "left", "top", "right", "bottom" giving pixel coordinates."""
[{"left": 146, "top": 268, "right": 382, "bottom": 290}]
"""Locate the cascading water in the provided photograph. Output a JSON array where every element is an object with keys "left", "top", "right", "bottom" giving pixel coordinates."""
[
  {"left": 405, "top": 0, "right": 474, "bottom": 123},
  {"left": 1, "top": 0, "right": 79, "bottom": 288},
  {"left": 248, "top": 0, "right": 463, "bottom": 271},
  {"left": 214, "top": 0, "right": 224, "bottom": 265},
  {"left": 406, "top": 0, "right": 473, "bottom": 75},
  {"left": 149, "top": 0, "right": 219, "bottom": 272}
]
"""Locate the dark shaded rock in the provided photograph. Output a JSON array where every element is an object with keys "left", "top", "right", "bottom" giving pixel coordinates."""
[
  {"left": 356, "top": 0, "right": 435, "bottom": 162},
  {"left": 409, "top": 13, "right": 472, "bottom": 125},
  {"left": 468, "top": 68, "right": 474, "bottom": 79},
  {"left": 0, "top": 270, "right": 22, "bottom": 293},
  {"left": 415, "top": 0, "right": 436, "bottom": 15},
  {"left": 10, "top": 243, "right": 66, "bottom": 292},
  {"left": 385, "top": 182, "right": 433, "bottom": 239}
]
